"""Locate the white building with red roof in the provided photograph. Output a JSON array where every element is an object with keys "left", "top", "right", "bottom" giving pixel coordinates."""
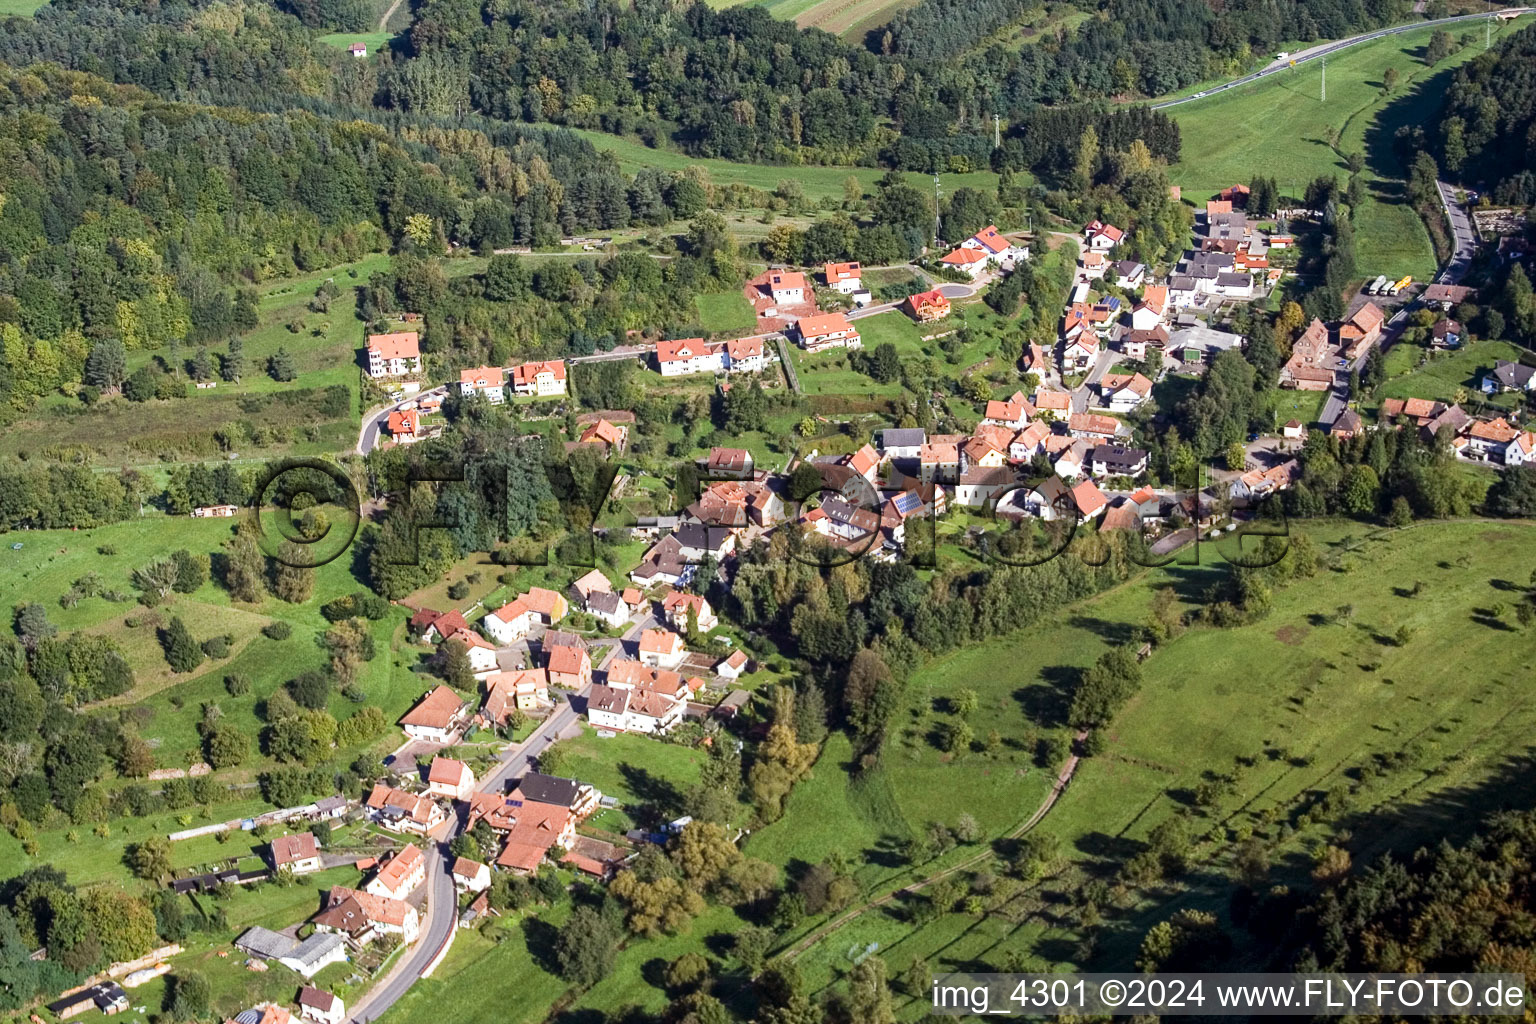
[
  {"left": 796, "top": 312, "right": 862, "bottom": 353},
  {"left": 939, "top": 246, "right": 989, "bottom": 279},
  {"left": 724, "top": 336, "right": 767, "bottom": 373},
  {"left": 366, "top": 333, "right": 421, "bottom": 378},
  {"left": 768, "top": 270, "right": 807, "bottom": 305},
  {"left": 508, "top": 359, "right": 567, "bottom": 397},
  {"left": 426, "top": 757, "right": 475, "bottom": 801},
  {"left": 1085, "top": 220, "right": 1126, "bottom": 251},
  {"left": 458, "top": 365, "right": 505, "bottom": 403},
  {"left": 960, "top": 224, "right": 1029, "bottom": 264},
  {"left": 656, "top": 337, "right": 725, "bottom": 377},
  {"left": 824, "top": 261, "right": 863, "bottom": 293}
]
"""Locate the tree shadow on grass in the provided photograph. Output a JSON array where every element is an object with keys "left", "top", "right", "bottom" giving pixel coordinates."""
[
  {"left": 1014, "top": 664, "right": 1078, "bottom": 729},
  {"left": 522, "top": 915, "right": 562, "bottom": 976},
  {"left": 617, "top": 762, "right": 686, "bottom": 828}
]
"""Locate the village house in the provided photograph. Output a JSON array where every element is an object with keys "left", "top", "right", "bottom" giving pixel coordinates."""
[
  {"left": 413, "top": 608, "right": 469, "bottom": 644},
  {"left": 940, "top": 246, "right": 989, "bottom": 279},
  {"left": 458, "top": 365, "right": 505, "bottom": 404},
  {"left": 426, "top": 756, "right": 476, "bottom": 801},
  {"left": 587, "top": 590, "right": 630, "bottom": 628},
  {"left": 1462, "top": 416, "right": 1521, "bottom": 460},
  {"left": 917, "top": 440, "right": 961, "bottom": 484},
  {"left": 1079, "top": 250, "right": 1108, "bottom": 279},
  {"left": 1033, "top": 389, "right": 1073, "bottom": 416},
  {"left": 1068, "top": 412, "right": 1123, "bottom": 442},
  {"left": 48, "top": 984, "right": 130, "bottom": 1020},
  {"left": 365, "top": 784, "right": 446, "bottom": 836},
  {"left": 1338, "top": 302, "right": 1385, "bottom": 359},
  {"left": 824, "top": 261, "right": 863, "bottom": 293},
  {"left": 1119, "top": 326, "right": 1168, "bottom": 362},
  {"left": 1009, "top": 420, "right": 1052, "bottom": 461},
  {"left": 1483, "top": 359, "right": 1536, "bottom": 394},
  {"left": 508, "top": 359, "right": 568, "bottom": 397},
  {"left": 399, "top": 685, "right": 468, "bottom": 744},
  {"left": 796, "top": 311, "right": 862, "bottom": 353},
  {"left": 386, "top": 408, "right": 419, "bottom": 444},
  {"left": 879, "top": 428, "right": 926, "bottom": 460},
  {"left": 768, "top": 270, "right": 807, "bottom": 305},
  {"left": 1234, "top": 459, "right": 1301, "bottom": 500},
  {"left": 496, "top": 801, "right": 579, "bottom": 874},
  {"left": 269, "top": 832, "right": 322, "bottom": 875},
  {"left": 445, "top": 628, "right": 499, "bottom": 680},
  {"left": 347, "top": 40, "right": 367, "bottom": 57},
  {"left": 1281, "top": 318, "right": 1337, "bottom": 391},
  {"left": 482, "top": 669, "right": 550, "bottom": 723},
  {"left": 313, "top": 886, "right": 420, "bottom": 944},
  {"left": 1097, "top": 372, "right": 1153, "bottom": 413},
  {"left": 962, "top": 224, "right": 1028, "bottom": 264},
  {"left": 1505, "top": 431, "right": 1536, "bottom": 466},
  {"left": 629, "top": 535, "right": 689, "bottom": 588},
  {"left": 570, "top": 568, "right": 612, "bottom": 604},
  {"left": 716, "top": 648, "right": 749, "bottom": 680},
  {"left": 366, "top": 843, "right": 426, "bottom": 901},
  {"left": 578, "top": 418, "right": 628, "bottom": 453},
  {"left": 1130, "top": 285, "right": 1168, "bottom": 331},
  {"left": 955, "top": 465, "right": 1017, "bottom": 508},
  {"left": 1084, "top": 220, "right": 1125, "bottom": 251},
  {"left": 905, "top": 289, "right": 950, "bottom": 321},
  {"left": 1071, "top": 478, "right": 1109, "bottom": 519},
  {"left": 662, "top": 590, "right": 717, "bottom": 632},
  {"left": 656, "top": 337, "right": 724, "bottom": 376},
  {"left": 703, "top": 446, "right": 754, "bottom": 479},
  {"left": 366, "top": 333, "right": 422, "bottom": 378},
  {"left": 1052, "top": 437, "right": 1092, "bottom": 479},
  {"left": 1063, "top": 333, "right": 1099, "bottom": 371},
  {"left": 983, "top": 391, "right": 1036, "bottom": 429},
  {"left": 1430, "top": 318, "right": 1463, "bottom": 349},
  {"left": 638, "top": 627, "right": 687, "bottom": 669},
  {"left": 1089, "top": 444, "right": 1149, "bottom": 478},
  {"left": 960, "top": 433, "right": 1008, "bottom": 473},
  {"left": 1114, "top": 261, "right": 1147, "bottom": 287},
  {"left": 298, "top": 988, "right": 345, "bottom": 1024},
  {"left": 546, "top": 642, "right": 592, "bottom": 690},
  {"left": 672, "top": 522, "right": 736, "bottom": 563},
  {"left": 1283, "top": 420, "right": 1307, "bottom": 440},
  {"left": 586, "top": 684, "right": 686, "bottom": 736},
  {"left": 723, "top": 336, "right": 768, "bottom": 373},
  {"left": 481, "top": 587, "right": 569, "bottom": 644},
  {"left": 512, "top": 771, "right": 604, "bottom": 819},
  {"left": 452, "top": 857, "right": 491, "bottom": 894}
]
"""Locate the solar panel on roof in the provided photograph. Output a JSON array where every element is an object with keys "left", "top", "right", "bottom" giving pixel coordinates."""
[{"left": 893, "top": 492, "right": 921, "bottom": 514}]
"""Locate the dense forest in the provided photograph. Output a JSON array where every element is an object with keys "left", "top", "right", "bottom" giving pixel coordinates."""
[
  {"left": 1435, "top": 23, "right": 1536, "bottom": 202},
  {"left": 2, "top": 0, "right": 1415, "bottom": 174}
]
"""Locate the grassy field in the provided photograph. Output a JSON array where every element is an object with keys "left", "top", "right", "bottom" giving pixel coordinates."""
[
  {"left": 0, "top": 0, "right": 44, "bottom": 14},
  {"left": 1170, "top": 16, "right": 1532, "bottom": 281},
  {"left": 0, "top": 515, "right": 424, "bottom": 884},
  {"left": 695, "top": 291, "right": 758, "bottom": 333},
  {"left": 703, "top": 0, "right": 915, "bottom": 38},
  {"left": 572, "top": 128, "right": 1000, "bottom": 204},
  {"left": 784, "top": 519, "right": 1536, "bottom": 994},
  {"left": 1372, "top": 338, "right": 1526, "bottom": 408}
]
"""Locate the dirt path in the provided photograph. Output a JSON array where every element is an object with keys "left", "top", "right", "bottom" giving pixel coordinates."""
[
  {"left": 377, "top": 0, "right": 405, "bottom": 33},
  {"left": 779, "top": 729, "right": 1089, "bottom": 962}
]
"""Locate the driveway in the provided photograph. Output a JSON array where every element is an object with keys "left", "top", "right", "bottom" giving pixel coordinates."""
[{"left": 357, "top": 385, "right": 447, "bottom": 455}]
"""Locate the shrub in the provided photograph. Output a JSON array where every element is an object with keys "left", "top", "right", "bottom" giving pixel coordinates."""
[{"left": 263, "top": 621, "right": 293, "bottom": 640}]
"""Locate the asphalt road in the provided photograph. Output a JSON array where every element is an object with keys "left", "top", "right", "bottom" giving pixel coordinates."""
[
  {"left": 1151, "top": 10, "right": 1531, "bottom": 111},
  {"left": 357, "top": 385, "right": 447, "bottom": 455},
  {"left": 345, "top": 611, "right": 658, "bottom": 1024}
]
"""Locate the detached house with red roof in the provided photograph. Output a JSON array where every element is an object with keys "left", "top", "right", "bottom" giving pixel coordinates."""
[
  {"left": 796, "top": 312, "right": 862, "bottom": 353},
  {"left": 483, "top": 669, "right": 551, "bottom": 723},
  {"left": 768, "top": 270, "right": 807, "bottom": 305},
  {"left": 399, "top": 685, "right": 468, "bottom": 744},
  {"left": 1084, "top": 220, "right": 1126, "bottom": 252},
  {"left": 426, "top": 757, "right": 475, "bottom": 801},
  {"left": 367, "top": 333, "right": 422, "bottom": 378},
  {"left": 546, "top": 643, "right": 592, "bottom": 690},
  {"left": 824, "top": 261, "right": 863, "bottom": 294},
  {"left": 662, "top": 591, "right": 717, "bottom": 632},
  {"left": 578, "top": 417, "right": 628, "bottom": 453},
  {"left": 445, "top": 628, "right": 498, "bottom": 680},
  {"left": 638, "top": 627, "right": 687, "bottom": 670},
  {"left": 366, "top": 843, "right": 426, "bottom": 901},
  {"left": 269, "top": 832, "right": 322, "bottom": 875},
  {"left": 365, "top": 784, "right": 447, "bottom": 836},
  {"left": 940, "top": 246, "right": 990, "bottom": 279},
  {"left": 385, "top": 408, "right": 419, "bottom": 444},
  {"left": 458, "top": 365, "right": 505, "bottom": 404},
  {"left": 905, "top": 289, "right": 950, "bottom": 321},
  {"left": 481, "top": 587, "right": 569, "bottom": 645},
  {"left": 314, "top": 886, "right": 420, "bottom": 944},
  {"left": 723, "top": 336, "right": 767, "bottom": 373},
  {"left": 655, "top": 337, "right": 723, "bottom": 377},
  {"left": 960, "top": 224, "right": 1028, "bottom": 264},
  {"left": 1131, "top": 285, "right": 1169, "bottom": 331},
  {"left": 508, "top": 359, "right": 567, "bottom": 397},
  {"left": 983, "top": 390, "right": 1036, "bottom": 429},
  {"left": 1097, "top": 372, "right": 1153, "bottom": 413}
]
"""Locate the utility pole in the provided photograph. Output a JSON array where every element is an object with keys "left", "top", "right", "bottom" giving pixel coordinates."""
[
  {"left": 993, "top": 113, "right": 1001, "bottom": 149},
  {"left": 1320, "top": 56, "right": 1326, "bottom": 102},
  {"left": 933, "top": 173, "right": 942, "bottom": 249},
  {"left": 1486, "top": 14, "right": 1491, "bottom": 49}
]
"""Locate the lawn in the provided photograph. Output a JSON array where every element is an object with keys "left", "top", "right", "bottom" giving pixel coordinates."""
[
  {"left": 1372, "top": 338, "right": 1526, "bottom": 407},
  {"left": 785, "top": 519, "right": 1536, "bottom": 991},
  {"left": 695, "top": 291, "right": 758, "bottom": 334},
  {"left": 571, "top": 128, "right": 1001, "bottom": 204},
  {"left": 0, "top": 0, "right": 45, "bottom": 14},
  {"left": 1170, "top": 16, "right": 1532, "bottom": 281},
  {"left": 556, "top": 729, "right": 717, "bottom": 832},
  {"left": 704, "top": 0, "right": 916, "bottom": 39},
  {"left": 0, "top": 515, "right": 423, "bottom": 884},
  {"left": 1260, "top": 386, "right": 1330, "bottom": 428}
]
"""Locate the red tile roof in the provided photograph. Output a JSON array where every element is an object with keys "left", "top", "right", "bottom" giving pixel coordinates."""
[{"left": 368, "top": 332, "right": 420, "bottom": 359}]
